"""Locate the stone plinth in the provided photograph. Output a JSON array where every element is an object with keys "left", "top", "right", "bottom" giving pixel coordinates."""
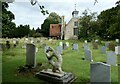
[{"left": 36, "top": 69, "right": 76, "bottom": 84}]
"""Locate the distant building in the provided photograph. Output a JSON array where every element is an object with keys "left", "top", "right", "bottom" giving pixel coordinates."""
[
  {"left": 49, "top": 24, "right": 61, "bottom": 38},
  {"left": 49, "top": 8, "right": 79, "bottom": 40}
]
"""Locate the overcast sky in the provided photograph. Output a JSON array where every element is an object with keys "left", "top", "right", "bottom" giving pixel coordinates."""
[{"left": 8, "top": 0, "right": 118, "bottom": 29}]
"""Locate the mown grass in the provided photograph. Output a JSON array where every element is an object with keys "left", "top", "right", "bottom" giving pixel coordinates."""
[{"left": 2, "top": 39, "right": 119, "bottom": 84}]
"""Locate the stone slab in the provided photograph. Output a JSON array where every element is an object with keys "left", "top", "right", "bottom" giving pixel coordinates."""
[{"left": 36, "top": 69, "right": 76, "bottom": 84}]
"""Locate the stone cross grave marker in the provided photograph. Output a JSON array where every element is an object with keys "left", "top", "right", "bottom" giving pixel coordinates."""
[
  {"left": 84, "top": 49, "right": 93, "bottom": 62},
  {"left": 73, "top": 43, "right": 78, "bottom": 50},
  {"left": 107, "top": 51, "right": 117, "bottom": 66},
  {"left": 56, "top": 46, "right": 63, "bottom": 55},
  {"left": 90, "top": 62, "right": 111, "bottom": 83},
  {"left": 115, "top": 46, "right": 120, "bottom": 55},
  {"left": 92, "top": 42, "right": 98, "bottom": 49},
  {"left": 100, "top": 46, "right": 106, "bottom": 54},
  {"left": 26, "top": 44, "right": 36, "bottom": 67}
]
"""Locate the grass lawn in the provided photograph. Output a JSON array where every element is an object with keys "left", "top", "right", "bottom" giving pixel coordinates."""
[{"left": 2, "top": 39, "right": 119, "bottom": 84}]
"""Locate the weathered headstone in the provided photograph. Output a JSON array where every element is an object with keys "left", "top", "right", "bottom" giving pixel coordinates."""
[
  {"left": 100, "top": 46, "right": 106, "bottom": 54},
  {"left": 84, "top": 49, "right": 93, "bottom": 62},
  {"left": 109, "top": 42, "right": 115, "bottom": 51},
  {"left": 92, "top": 42, "right": 98, "bottom": 49},
  {"left": 73, "top": 43, "right": 78, "bottom": 50},
  {"left": 56, "top": 46, "right": 63, "bottom": 54},
  {"left": 90, "top": 62, "right": 111, "bottom": 83},
  {"left": 26, "top": 44, "right": 36, "bottom": 67},
  {"left": 44, "top": 46, "right": 49, "bottom": 53},
  {"left": 63, "top": 43, "right": 67, "bottom": 49},
  {"left": 107, "top": 51, "right": 117, "bottom": 66},
  {"left": 6, "top": 41, "right": 10, "bottom": 49},
  {"left": 105, "top": 42, "right": 109, "bottom": 48},
  {"left": 36, "top": 47, "right": 38, "bottom": 53},
  {"left": 22, "top": 44, "right": 26, "bottom": 48},
  {"left": 84, "top": 40, "right": 87, "bottom": 43},
  {"left": 115, "top": 46, "right": 120, "bottom": 55},
  {"left": 83, "top": 43, "right": 89, "bottom": 50}
]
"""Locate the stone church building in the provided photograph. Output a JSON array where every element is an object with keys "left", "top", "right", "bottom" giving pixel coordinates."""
[{"left": 50, "top": 9, "right": 79, "bottom": 40}]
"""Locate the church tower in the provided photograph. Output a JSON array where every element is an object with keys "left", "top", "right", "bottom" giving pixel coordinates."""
[{"left": 72, "top": 4, "right": 79, "bottom": 18}]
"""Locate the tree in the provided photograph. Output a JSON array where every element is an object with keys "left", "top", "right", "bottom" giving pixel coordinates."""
[
  {"left": 2, "top": 2, "right": 16, "bottom": 38},
  {"left": 41, "top": 12, "right": 61, "bottom": 37},
  {"left": 97, "top": 5, "right": 120, "bottom": 40},
  {"left": 78, "top": 9, "right": 99, "bottom": 41}
]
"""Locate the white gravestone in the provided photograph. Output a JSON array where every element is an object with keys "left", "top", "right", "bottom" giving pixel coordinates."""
[
  {"left": 36, "top": 47, "right": 38, "bottom": 53},
  {"left": 107, "top": 51, "right": 117, "bottom": 66},
  {"left": 84, "top": 49, "right": 93, "bottom": 62},
  {"left": 115, "top": 46, "right": 120, "bottom": 55},
  {"left": 56, "top": 46, "right": 63, "bottom": 55},
  {"left": 100, "top": 46, "right": 106, "bottom": 54},
  {"left": 26, "top": 44, "right": 36, "bottom": 67},
  {"left": 73, "top": 43, "right": 78, "bottom": 50},
  {"left": 59, "top": 42, "right": 63, "bottom": 46},
  {"left": 84, "top": 40, "right": 87, "bottom": 43},
  {"left": 66, "top": 42, "right": 69, "bottom": 47},
  {"left": 90, "top": 62, "right": 111, "bottom": 83},
  {"left": 115, "top": 39, "right": 119, "bottom": 43}
]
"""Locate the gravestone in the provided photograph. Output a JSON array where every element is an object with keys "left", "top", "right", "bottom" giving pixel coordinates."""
[
  {"left": 59, "top": 42, "right": 63, "bottom": 46},
  {"left": 115, "top": 46, "right": 120, "bottom": 55},
  {"left": 13, "top": 40, "right": 17, "bottom": 48},
  {"left": 66, "top": 42, "right": 69, "bottom": 47},
  {"left": 84, "top": 40, "right": 87, "bottom": 43},
  {"left": 26, "top": 44, "right": 36, "bottom": 67},
  {"left": 22, "top": 44, "right": 26, "bottom": 48},
  {"left": 100, "top": 46, "right": 106, "bottom": 54},
  {"left": 84, "top": 49, "right": 93, "bottom": 62},
  {"left": 63, "top": 43, "right": 67, "bottom": 49},
  {"left": 36, "top": 47, "right": 38, "bottom": 53},
  {"left": 92, "top": 42, "right": 98, "bottom": 49},
  {"left": 44, "top": 46, "right": 49, "bottom": 53},
  {"left": 90, "top": 62, "right": 111, "bottom": 83},
  {"left": 107, "top": 51, "right": 117, "bottom": 66},
  {"left": 105, "top": 42, "right": 109, "bottom": 48},
  {"left": 73, "top": 43, "right": 78, "bottom": 50},
  {"left": 56, "top": 46, "right": 63, "bottom": 54},
  {"left": 6, "top": 41, "right": 10, "bottom": 49},
  {"left": 83, "top": 43, "right": 89, "bottom": 50},
  {"left": 109, "top": 42, "right": 115, "bottom": 51}
]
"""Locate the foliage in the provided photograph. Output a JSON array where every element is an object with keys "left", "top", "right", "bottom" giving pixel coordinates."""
[
  {"left": 78, "top": 9, "right": 100, "bottom": 41},
  {"left": 2, "top": 2, "right": 16, "bottom": 38},
  {"left": 97, "top": 5, "right": 120, "bottom": 40},
  {"left": 41, "top": 12, "right": 61, "bottom": 37}
]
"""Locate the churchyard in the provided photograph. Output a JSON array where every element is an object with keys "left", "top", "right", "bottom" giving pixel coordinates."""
[{"left": 1, "top": 37, "right": 120, "bottom": 83}]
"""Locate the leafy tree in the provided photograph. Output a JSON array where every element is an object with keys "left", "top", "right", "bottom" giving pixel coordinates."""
[
  {"left": 98, "top": 4, "right": 120, "bottom": 40},
  {"left": 15, "top": 25, "right": 30, "bottom": 38},
  {"left": 41, "top": 12, "right": 61, "bottom": 37},
  {"left": 2, "top": 2, "right": 16, "bottom": 38},
  {"left": 78, "top": 9, "right": 99, "bottom": 41}
]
